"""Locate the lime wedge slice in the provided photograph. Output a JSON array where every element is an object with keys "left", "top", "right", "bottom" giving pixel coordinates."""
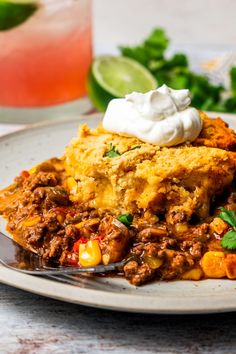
[
  {"left": 87, "top": 69, "right": 115, "bottom": 112},
  {"left": 0, "top": 0, "right": 37, "bottom": 31},
  {"left": 88, "top": 56, "right": 157, "bottom": 111},
  {"left": 92, "top": 56, "right": 157, "bottom": 97}
]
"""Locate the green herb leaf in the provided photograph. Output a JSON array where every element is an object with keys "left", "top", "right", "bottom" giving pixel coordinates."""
[
  {"left": 130, "top": 145, "right": 141, "bottom": 151},
  {"left": 105, "top": 143, "right": 121, "bottom": 158},
  {"left": 143, "top": 28, "right": 169, "bottom": 59},
  {"left": 221, "top": 230, "right": 236, "bottom": 250},
  {"left": 219, "top": 208, "right": 236, "bottom": 230},
  {"left": 119, "top": 28, "right": 168, "bottom": 67},
  {"left": 117, "top": 213, "right": 133, "bottom": 227}
]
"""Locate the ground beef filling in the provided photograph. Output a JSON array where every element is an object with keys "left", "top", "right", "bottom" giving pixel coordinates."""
[{"left": 0, "top": 158, "right": 234, "bottom": 286}]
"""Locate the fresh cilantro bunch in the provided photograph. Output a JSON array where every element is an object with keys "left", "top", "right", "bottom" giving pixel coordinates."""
[
  {"left": 120, "top": 28, "right": 169, "bottom": 67},
  {"left": 119, "top": 28, "right": 236, "bottom": 113},
  {"left": 219, "top": 208, "right": 236, "bottom": 249}
]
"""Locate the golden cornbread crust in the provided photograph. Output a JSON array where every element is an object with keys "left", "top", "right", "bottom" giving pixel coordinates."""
[
  {"left": 64, "top": 117, "right": 236, "bottom": 224},
  {"left": 195, "top": 112, "right": 236, "bottom": 151}
]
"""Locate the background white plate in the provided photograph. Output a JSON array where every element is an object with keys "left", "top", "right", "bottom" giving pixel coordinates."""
[{"left": 1, "top": 112, "right": 236, "bottom": 314}]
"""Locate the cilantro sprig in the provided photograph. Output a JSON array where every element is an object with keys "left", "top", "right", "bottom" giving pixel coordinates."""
[
  {"left": 119, "top": 27, "right": 236, "bottom": 113},
  {"left": 221, "top": 230, "right": 236, "bottom": 250},
  {"left": 219, "top": 208, "right": 236, "bottom": 250},
  {"left": 117, "top": 213, "right": 133, "bottom": 227},
  {"left": 105, "top": 143, "right": 121, "bottom": 158},
  {"left": 219, "top": 208, "right": 236, "bottom": 229}
]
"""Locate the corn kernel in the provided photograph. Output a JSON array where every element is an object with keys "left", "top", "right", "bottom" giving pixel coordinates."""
[
  {"left": 143, "top": 256, "right": 163, "bottom": 269},
  {"left": 56, "top": 214, "right": 64, "bottom": 224},
  {"left": 79, "top": 240, "right": 102, "bottom": 267},
  {"left": 74, "top": 222, "right": 84, "bottom": 230},
  {"left": 29, "top": 165, "right": 38, "bottom": 175},
  {"left": 201, "top": 251, "right": 226, "bottom": 278},
  {"left": 225, "top": 254, "right": 236, "bottom": 279},
  {"left": 182, "top": 267, "right": 203, "bottom": 280},
  {"left": 175, "top": 222, "right": 189, "bottom": 233},
  {"left": 23, "top": 216, "right": 41, "bottom": 227},
  {"left": 67, "top": 177, "right": 77, "bottom": 194},
  {"left": 102, "top": 254, "right": 110, "bottom": 265}
]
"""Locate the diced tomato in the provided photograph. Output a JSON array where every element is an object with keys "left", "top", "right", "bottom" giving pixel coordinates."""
[
  {"left": 73, "top": 237, "right": 88, "bottom": 253},
  {"left": 21, "top": 170, "right": 30, "bottom": 178}
]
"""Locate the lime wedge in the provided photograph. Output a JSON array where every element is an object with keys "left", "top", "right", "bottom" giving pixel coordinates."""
[
  {"left": 92, "top": 56, "right": 157, "bottom": 98},
  {"left": 88, "top": 56, "right": 157, "bottom": 111},
  {"left": 87, "top": 70, "right": 115, "bottom": 112},
  {"left": 0, "top": 0, "right": 37, "bottom": 31}
]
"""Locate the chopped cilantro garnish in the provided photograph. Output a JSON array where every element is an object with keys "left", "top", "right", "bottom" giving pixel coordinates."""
[
  {"left": 219, "top": 208, "right": 236, "bottom": 249},
  {"left": 219, "top": 208, "right": 236, "bottom": 229},
  {"left": 221, "top": 230, "right": 236, "bottom": 250},
  {"left": 104, "top": 144, "right": 142, "bottom": 157},
  {"left": 105, "top": 143, "right": 121, "bottom": 158},
  {"left": 130, "top": 145, "right": 141, "bottom": 151},
  {"left": 117, "top": 213, "right": 133, "bottom": 227}
]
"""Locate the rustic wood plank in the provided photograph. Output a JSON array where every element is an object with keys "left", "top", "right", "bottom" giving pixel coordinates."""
[{"left": 0, "top": 283, "right": 236, "bottom": 354}]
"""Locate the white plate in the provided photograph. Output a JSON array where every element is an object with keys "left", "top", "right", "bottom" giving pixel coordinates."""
[{"left": 1, "top": 112, "right": 236, "bottom": 314}]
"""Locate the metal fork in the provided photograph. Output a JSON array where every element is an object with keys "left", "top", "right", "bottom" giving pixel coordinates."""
[{"left": 0, "top": 231, "right": 125, "bottom": 286}]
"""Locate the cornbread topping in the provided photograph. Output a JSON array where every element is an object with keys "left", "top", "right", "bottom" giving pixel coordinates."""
[{"left": 103, "top": 84, "right": 203, "bottom": 147}]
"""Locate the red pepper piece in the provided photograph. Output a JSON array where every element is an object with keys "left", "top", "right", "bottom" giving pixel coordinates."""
[
  {"left": 73, "top": 237, "right": 88, "bottom": 253},
  {"left": 21, "top": 170, "right": 30, "bottom": 178}
]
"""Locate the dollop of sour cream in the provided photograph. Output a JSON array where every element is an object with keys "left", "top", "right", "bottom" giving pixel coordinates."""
[{"left": 102, "top": 84, "right": 203, "bottom": 147}]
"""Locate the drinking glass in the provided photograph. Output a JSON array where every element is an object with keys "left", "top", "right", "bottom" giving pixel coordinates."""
[{"left": 0, "top": 0, "right": 92, "bottom": 122}]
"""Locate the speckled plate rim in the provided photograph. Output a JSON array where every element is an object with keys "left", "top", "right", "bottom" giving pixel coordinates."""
[
  {"left": 1, "top": 266, "right": 236, "bottom": 314},
  {"left": 1, "top": 111, "right": 236, "bottom": 314}
]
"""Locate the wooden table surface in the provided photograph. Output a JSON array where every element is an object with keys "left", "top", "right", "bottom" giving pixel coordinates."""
[{"left": 1, "top": 283, "right": 236, "bottom": 354}]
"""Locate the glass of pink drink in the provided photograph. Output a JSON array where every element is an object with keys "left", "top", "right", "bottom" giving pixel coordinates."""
[{"left": 0, "top": 0, "right": 92, "bottom": 110}]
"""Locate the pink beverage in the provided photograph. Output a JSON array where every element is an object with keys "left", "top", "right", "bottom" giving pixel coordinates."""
[{"left": 0, "top": 0, "right": 92, "bottom": 107}]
